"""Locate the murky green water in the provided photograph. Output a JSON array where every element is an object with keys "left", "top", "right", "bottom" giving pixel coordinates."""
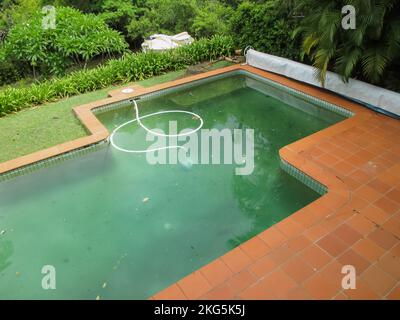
[{"left": 0, "top": 73, "right": 345, "bottom": 299}]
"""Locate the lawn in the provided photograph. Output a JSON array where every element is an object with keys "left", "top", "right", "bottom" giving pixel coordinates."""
[{"left": 0, "top": 60, "right": 233, "bottom": 163}]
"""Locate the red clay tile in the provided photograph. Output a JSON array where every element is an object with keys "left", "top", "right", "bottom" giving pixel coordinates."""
[
  {"left": 221, "top": 247, "right": 252, "bottom": 273},
  {"left": 333, "top": 292, "right": 348, "bottom": 300},
  {"left": 333, "top": 206, "right": 357, "bottom": 222},
  {"left": 317, "top": 153, "right": 340, "bottom": 167},
  {"left": 317, "top": 233, "right": 348, "bottom": 257},
  {"left": 303, "top": 273, "right": 339, "bottom": 299},
  {"left": 367, "top": 178, "right": 392, "bottom": 194},
  {"left": 386, "top": 188, "right": 400, "bottom": 205},
  {"left": 239, "top": 236, "right": 271, "bottom": 260},
  {"left": 361, "top": 265, "right": 397, "bottom": 297},
  {"left": 292, "top": 209, "right": 319, "bottom": 228},
  {"left": 373, "top": 196, "right": 399, "bottom": 215},
  {"left": 377, "top": 171, "right": 398, "bottom": 187},
  {"left": 276, "top": 218, "right": 303, "bottom": 238},
  {"left": 319, "top": 260, "right": 347, "bottom": 290},
  {"left": 268, "top": 244, "right": 296, "bottom": 265},
  {"left": 349, "top": 169, "right": 371, "bottom": 184},
  {"left": 354, "top": 185, "right": 383, "bottom": 203},
  {"left": 317, "top": 141, "right": 335, "bottom": 153},
  {"left": 248, "top": 255, "right": 278, "bottom": 278},
  {"left": 333, "top": 224, "right": 363, "bottom": 245},
  {"left": 386, "top": 284, "right": 400, "bottom": 300},
  {"left": 227, "top": 270, "right": 257, "bottom": 294},
  {"left": 320, "top": 216, "right": 344, "bottom": 232},
  {"left": 343, "top": 278, "right": 380, "bottom": 300},
  {"left": 287, "top": 235, "right": 311, "bottom": 252},
  {"left": 153, "top": 284, "right": 187, "bottom": 300},
  {"left": 349, "top": 195, "right": 370, "bottom": 211},
  {"left": 368, "top": 227, "right": 397, "bottom": 250},
  {"left": 300, "top": 244, "right": 332, "bottom": 271},
  {"left": 333, "top": 161, "right": 356, "bottom": 175},
  {"left": 177, "top": 271, "right": 212, "bottom": 300},
  {"left": 361, "top": 205, "right": 390, "bottom": 225},
  {"left": 303, "top": 224, "right": 329, "bottom": 242},
  {"left": 257, "top": 270, "right": 297, "bottom": 298},
  {"left": 376, "top": 252, "right": 400, "bottom": 279},
  {"left": 282, "top": 256, "right": 315, "bottom": 283},
  {"left": 353, "top": 238, "right": 385, "bottom": 263},
  {"left": 346, "top": 214, "right": 377, "bottom": 236},
  {"left": 258, "top": 227, "right": 287, "bottom": 249},
  {"left": 309, "top": 146, "right": 324, "bottom": 158},
  {"left": 286, "top": 286, "right": 312, "bottom": 300},
  {"left": 337, "top": 249, "right": 370, "bottom": 274},
  {"left": 382, "top": 218, "right": 400, "bottom": 238},
  {"left": 391, "top": 243, "right": 400, "bottom": 258},
  {"left": 200, "top": 284, "right": 235, "bottom": 300},
  {"left": 200, "top": 259, "right": 233, "bottom": 287},
  {"left": 238, "top": 282, "right": 277, "bottom": 300},
  {"left": 331, "top": 146, "right": 352, "bottom": 160}
]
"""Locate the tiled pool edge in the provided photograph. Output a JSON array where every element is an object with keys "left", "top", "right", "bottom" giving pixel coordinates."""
[
  {"left": 0, "top": 141, "right": 107, "bottom": 182},
  {"left": 280, "top": 159, "right": 327, "bottom": 195}
]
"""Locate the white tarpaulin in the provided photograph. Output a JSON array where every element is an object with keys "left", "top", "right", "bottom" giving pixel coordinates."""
[
  {"left": 141, "top": 32, "right": 194, "bottom": 52},
  {"left": 246, "top": 49, "right": 400, "bottom": 117}
]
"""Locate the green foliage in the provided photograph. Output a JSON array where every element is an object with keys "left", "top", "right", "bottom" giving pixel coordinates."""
[
  {"left": 127, "top": 0, "right": 198, "bottom": 43},
  {"left": 295, "top": 0, "right": 400, "bottom": 86},
  {"left": 0, "top": 35, "right": 234, "bottom": 116},
  {"left": 192, "top": 1, "right": 233, "bottom": 37},
  {"left": 2, "top": 6, "right": 128, "bottom": 77},
  {"left": 230, "top": 1, "right": 300, "bottom": 59},
  {"left": 52, "top": 0, "right": 106, "bottom": 13},
  {"left": 0, "top": 0, "right": 43, "bottom": 32},
  {"left": 99, "top": 0, "right": 138, "bottom": 42}
]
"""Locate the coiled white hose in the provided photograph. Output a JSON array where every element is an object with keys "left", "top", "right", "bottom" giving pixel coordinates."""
[{"left": 110, "top": 99, "right": 203, "bottom": 153}]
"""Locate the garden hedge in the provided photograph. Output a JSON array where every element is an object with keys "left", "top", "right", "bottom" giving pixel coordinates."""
[{"left": 0, "top": 35, "right": 234, "bottom": 116}]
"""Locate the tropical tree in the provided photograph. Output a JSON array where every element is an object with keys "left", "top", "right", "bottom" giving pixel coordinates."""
[{"left": 295, "top": 0, "right": 400, "bottom": 86}]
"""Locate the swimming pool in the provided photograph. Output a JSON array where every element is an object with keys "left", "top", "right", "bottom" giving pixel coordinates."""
[{"left": 0, "top": 70, "right": 348, "bottom": 299}]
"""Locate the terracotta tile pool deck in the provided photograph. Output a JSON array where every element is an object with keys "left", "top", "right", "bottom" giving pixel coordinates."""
[{"left": 1, "top": 64, "right": 399, "bottom": 300}]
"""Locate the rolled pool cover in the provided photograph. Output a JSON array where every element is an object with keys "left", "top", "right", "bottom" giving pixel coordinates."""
[{"left": 245, "top": 49, "right": 400, "bottom": 119}]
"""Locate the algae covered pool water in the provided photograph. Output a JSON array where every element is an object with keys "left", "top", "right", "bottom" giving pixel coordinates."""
[{"left": 0, "top": 71, "right": 346, "bottom": 299}]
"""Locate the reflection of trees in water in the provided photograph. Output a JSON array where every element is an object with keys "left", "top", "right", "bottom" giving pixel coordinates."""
[
  {"left": 228, "top": 150, "right": 281, "bottom": 248},
  {"left": 0, "top": 240, "right": 13, "bottom": 272}
]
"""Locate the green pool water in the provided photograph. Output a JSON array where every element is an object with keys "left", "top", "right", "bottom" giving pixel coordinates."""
[{"left": 0, "top": 72, "right": 346, "bottom": 299}]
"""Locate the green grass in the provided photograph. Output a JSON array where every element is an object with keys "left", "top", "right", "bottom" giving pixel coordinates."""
[{"left": 0, "top": 61, "right": 233, "bottom": 163}]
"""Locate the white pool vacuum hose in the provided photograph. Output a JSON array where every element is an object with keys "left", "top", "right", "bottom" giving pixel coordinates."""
[{"left": 110, "top": 99, "right": 203, "bottom": 153}]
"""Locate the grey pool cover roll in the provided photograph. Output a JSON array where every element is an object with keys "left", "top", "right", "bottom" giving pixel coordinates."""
[{"left": 246, "top": 49, "right": 400, "bottom": 118}]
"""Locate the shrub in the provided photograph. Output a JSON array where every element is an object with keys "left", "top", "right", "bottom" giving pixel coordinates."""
[
  {"left": 230, "top": 1, "right": 300, "bottom": 60},
  {"left": 192, "top": 1, "right": 233, "bottom": 38},
  {"left": 127, "top": 0, "right": 198, "bottom": 45},
  {"left": 2, "top": 6, "right": 128, "bottom": 77},
  {"left": 295, "top": 0, "right": 400, "bottom": 87},
  {"left": 0, "top": 35, "right": 234, "bottom": 116},
  {"left": 0, "top": 47, "right": 24, "bottom": 85}
]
